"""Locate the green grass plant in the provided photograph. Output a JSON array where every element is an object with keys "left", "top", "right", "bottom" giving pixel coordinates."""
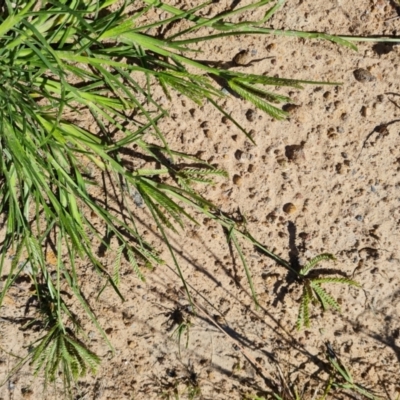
[
  {"left": 296, "top": 254, "right": 360, "bottom": 330},
  {"left": 322, "top": 343, "right": 382, "bottom": 400},
  {"left": 253, "top": 343, "right": 382, "bottom": 399},
  {"left": 0, "top": 0, "right": 399, "bottom": 394}
]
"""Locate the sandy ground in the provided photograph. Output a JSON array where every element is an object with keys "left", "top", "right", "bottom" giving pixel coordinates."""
[{"left": 1, "top": 0, "right": 400, "bottom": 399}]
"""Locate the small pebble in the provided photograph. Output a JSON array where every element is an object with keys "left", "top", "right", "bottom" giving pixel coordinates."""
[
  {"left": 233, "top": 174, "right": 242, "bottom": 186},
  {"left": 285, "top": 144, "right": 305, "bottom": 162},
  {"left": 283, "top": 203, "right": 297, "bottom": 214},
  {"left": 353, "top": 68, "right": 375, "bottom": 83},
  {"left": 282, "top": 104, "right": 300, "bottom": 113},
  {"left": 355, "top": 215, "right": 363, "bottom": 221},
  {"left": 360, "top": 106, "right": 370, "bottom": 117},
  {"left": 233, "top": 50, "right": 250, "bottom": 65},
  {"left": 246, "top": 109, "right": 256, "bottom": 122},
  {"left": 131, "top": 188, "right": 144, "bottom": 208},
  {"left": 235, "top": 150, "right": 243, "bottom": 160},
  {"left": 221, "top": 88, "right": 230, "bottom": 95},
  {"left": 323, "top": 91, "right": 331, "bottom": 99},
  {"left": 266, "top": 43, "right": 276, "bottom": 51}
]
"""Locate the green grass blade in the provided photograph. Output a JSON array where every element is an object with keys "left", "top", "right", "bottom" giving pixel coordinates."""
[
  {"left": 310, "top": 282, "right": 341, "bottom": 312},
  {"left": 229, "top": 230, "right": 259, "bottom": 307},
  {"left": 300, "top": 253, "right": 336, "bottom": 276}
]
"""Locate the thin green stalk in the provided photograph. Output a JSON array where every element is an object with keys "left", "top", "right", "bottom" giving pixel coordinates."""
[{"left": 170, "top": 29, "right": 357, "bottom": 50}]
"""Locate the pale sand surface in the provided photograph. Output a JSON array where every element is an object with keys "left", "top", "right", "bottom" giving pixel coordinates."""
[{"left": 1, "top": 1, "right": 400, "bottom": 399}]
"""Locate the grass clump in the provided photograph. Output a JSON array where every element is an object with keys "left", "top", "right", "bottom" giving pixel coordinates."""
[
  {"left": 322, "top": 343, "right": 383, "bottom": 400},
  {"left": 296, "top": 254, "right": 360, "bottom": 330}
]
